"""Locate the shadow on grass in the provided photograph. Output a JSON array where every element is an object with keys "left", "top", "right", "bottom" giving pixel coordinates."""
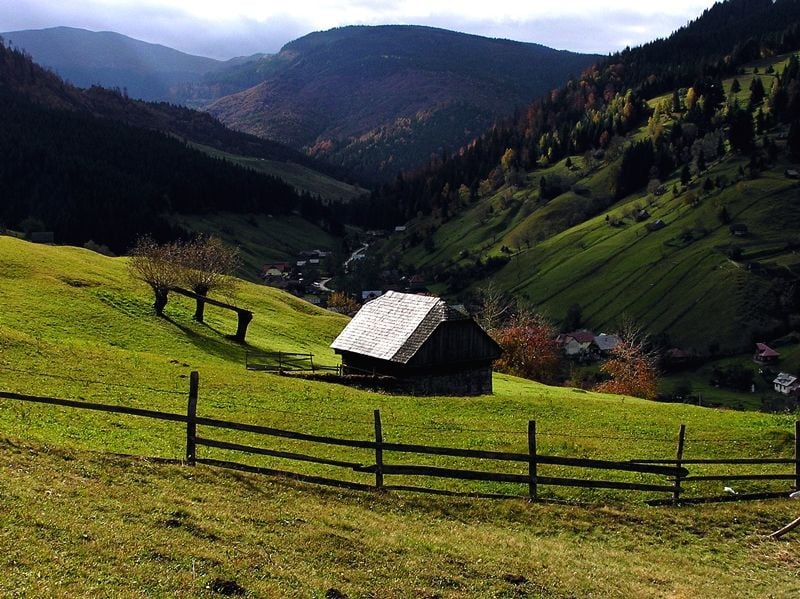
[{"left": 163, "top": 315, "right": 254, "bottom": 365}]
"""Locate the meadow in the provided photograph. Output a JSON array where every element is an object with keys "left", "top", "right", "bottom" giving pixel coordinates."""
[{"left": 0, "top": 236, "right": 799, "bottom": 597}]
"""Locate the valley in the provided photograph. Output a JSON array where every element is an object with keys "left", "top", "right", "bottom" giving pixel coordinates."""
[{"left": 3, "top": 1, "right": 800, "bottom": 596}]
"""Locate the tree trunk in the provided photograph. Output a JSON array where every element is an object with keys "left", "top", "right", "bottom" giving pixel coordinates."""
[
  {"left": 153, "top": 287, "right": 169, "bottom": 317},
  {"left": 234, "top": 310, "right": 253, "bottom": 343},
  {"left": 193, "top": 287, "right": 208, "bottom": 322}
]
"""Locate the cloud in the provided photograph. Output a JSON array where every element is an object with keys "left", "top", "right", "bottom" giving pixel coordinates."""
[{"left": 0, "top": 0, "right": 718, "bottom": 58}]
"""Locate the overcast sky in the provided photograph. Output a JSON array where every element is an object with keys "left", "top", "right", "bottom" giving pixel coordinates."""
[{"left": 1, "top": 0, "right": 719, "bottom": 59}]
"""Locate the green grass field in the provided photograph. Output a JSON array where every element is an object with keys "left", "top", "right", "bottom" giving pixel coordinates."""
[
  {"left": 191, "top": 142, "right": 368, "bottom": 204},
  {"left": 0, "top": 236, "right": 799, "bottom": 596}
]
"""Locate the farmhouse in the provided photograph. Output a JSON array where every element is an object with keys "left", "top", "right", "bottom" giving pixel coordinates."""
[
  {"left": 593, "top": 333, "right": 621, "bottom": 354},
  {"left": 558, "top": 329, "right": 596, "bottom": 357},
  {"left": 330, "top": 291, "right": 501, "bottom": 395},
  {"left": 773, "top": 372, "right": 799, "bottom": 395},
  {"left": 261, "top": 263, "right": 290, "bottom": 278},
  {"left": 754, "top": 343, "right": 780, "bottom": 364}
]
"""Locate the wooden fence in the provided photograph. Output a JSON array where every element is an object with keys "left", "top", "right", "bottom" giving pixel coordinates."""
[
  {"left": 1, "top": 372, "right": 798, "bottom": 504},
  {"left": 245, "top": 351, "right": 339, "bottom": 374}
]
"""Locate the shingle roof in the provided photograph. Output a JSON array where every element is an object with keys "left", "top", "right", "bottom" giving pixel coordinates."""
[
  {"left": 774, "top": 372, "right": 798, "bottom": 387},
  {"left": 330, "top": 291, "right": 469, "bottom": 363},
  {"left": 565, "top": 329, "right": 596, "bottom": 345},
  {"left": 594, "top": 333, "right": 620, "bottom": 351}
]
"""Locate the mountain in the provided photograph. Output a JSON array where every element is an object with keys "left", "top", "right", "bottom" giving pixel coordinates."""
[
  {"left": 0, "top": 41, "right": 349, "bottom": 253},
  {"left": 363, "top": 0, "right": 800, "bottom": 354},
  {"left": 0, "top": 26, "right": 234, "bottom": 101},
  {"left": 200, "top": 25, "right": 601, "bottom": 184},
  {"left": 0, "top": 31, "right": 356, "bottom": 184},
  {"left": 0, "top": 27, "right": 262, "bottom": 100}
]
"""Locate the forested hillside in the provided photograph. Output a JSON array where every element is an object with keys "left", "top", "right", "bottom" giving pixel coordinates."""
[
  {"left": 203, "top": 25, "right": 600, "bottom": 184},
  {"left": 365, "top": 0, "right": 800, "bottom": 226},
  {"left": 365, "top": 0, "right": 800, "bottom": 353},
  {"left": 0, "top": 43, "right": 343, "bottom": 252}
]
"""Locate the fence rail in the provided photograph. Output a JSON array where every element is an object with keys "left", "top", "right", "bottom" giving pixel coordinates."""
[
  {"left": 245, "top": 351, "right": 325, "bottom": 373},
  {"left": 1, "top": 373, "right": 798, "bottom": 504}
]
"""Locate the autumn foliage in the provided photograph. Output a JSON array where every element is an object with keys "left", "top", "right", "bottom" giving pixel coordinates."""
[
  {"left": 492, "top": 313, "right": 560, "bottom": 384},
  {"left": 594, "top": 328, "right": 659, "bottom": 399},
  {"left": 327, "top": 292, "right": 361, "bottom": 316}
]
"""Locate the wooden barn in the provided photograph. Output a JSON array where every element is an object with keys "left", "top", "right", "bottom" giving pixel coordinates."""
[{"left": 330, "top": 291, "right": 501, "bottom": 395}]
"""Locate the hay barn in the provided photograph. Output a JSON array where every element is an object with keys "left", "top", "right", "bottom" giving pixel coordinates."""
[{"left": 330, "top": 291, "right": 501, "bottom": 395}]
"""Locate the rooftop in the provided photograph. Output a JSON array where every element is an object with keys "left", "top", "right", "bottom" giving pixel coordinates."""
[{"left": 330, "top": 291, "right": 471, "bottom": 363}]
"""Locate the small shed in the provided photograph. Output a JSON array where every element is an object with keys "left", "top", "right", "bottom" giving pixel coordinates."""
[{"left": 330, "top": 291, "right": 501, "bottom": 395}]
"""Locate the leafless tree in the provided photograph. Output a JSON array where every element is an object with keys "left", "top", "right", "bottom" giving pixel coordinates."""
[
  {"left": 475, "top": 282, "right": 512, "bottom": 333},
  {"left": 178, "top": 235, "right": 241, "bottom": 322},
  {"left": 128, "top": 236, "right": 182, "bottom": 317}
]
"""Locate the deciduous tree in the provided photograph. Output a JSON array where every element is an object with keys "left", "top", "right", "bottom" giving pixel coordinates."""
[
  {"left": 492, "top": 311, "right": 561, "bottom": 384},
  {"left": 594, "top": 321, "right": 658, "bottom": 399},
  {"left": 328, "top": 291, "right": 360, "bottom": 316},
  {"left": 128, "top": 236, "right": 181, "bottom": 317},
  {"left": 178, "top": 235, "right": 241, "bottom": 322}
]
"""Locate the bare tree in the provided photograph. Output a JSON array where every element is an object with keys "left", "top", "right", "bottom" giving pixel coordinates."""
[
  {"left": 594, "top": 318, "right": 659, "bottom": 400},
  {"left": 475, "top": 282, "right": 512, "bottom": 333},
  {"left": 178, "top": 235, "right": 241, "bottom": 322},
  {"left": 128, "top": 236, "right": 181, "bottom": 317}
]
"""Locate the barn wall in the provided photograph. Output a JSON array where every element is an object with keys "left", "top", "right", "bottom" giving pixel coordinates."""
[
  {"left": 408, "top": 366, "right": 493, "bottom": 396},
  {"left": 408, "top": 321, "right": 500, "bottom": 367},
  {"left": 338, "top": 352, "right": 494, "bottom": 395}
]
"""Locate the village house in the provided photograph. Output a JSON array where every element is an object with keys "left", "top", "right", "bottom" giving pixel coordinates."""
[
  {"left": 330, "top": 291, "right": 501, "bottom": 395},
  {"left": 361, "top": 290, "right": 383, "bottom": 301},
  {"left": 754, "top": 343, "right": 780, "bottom": 364},
  {"left": 261, "top": 263, "right": 291, "bottom": 279},
  {"left": 557, "top": 329, "right": 596, "bottom": 357},
  {"left": 773, "top": 372, "right": 799, "bottom": 395},
  {"left": 593, "top": 333, "right": 621, "bottom": 355},
  {"left": 729, "top": 223, "right": 749, "bottom": 237}
]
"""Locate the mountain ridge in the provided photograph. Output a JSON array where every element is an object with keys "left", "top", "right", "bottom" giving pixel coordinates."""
[
  {"left": 0, "top": 26, "right": 233, "bottom": 101},
  {"left": 200, "top": 25, "right": 601, "bottom": 183}
]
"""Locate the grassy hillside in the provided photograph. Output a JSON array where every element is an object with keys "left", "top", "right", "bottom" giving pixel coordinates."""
[
  {"left": 0, "top": 237, "right": 798, "bottom": 596},
  {"left": 190, "top": 143, "right": 368, "bottom": 203},
  {"left": 383, "top": 53, "right": 800, "bottom": 353},
  {"left": 170, "top": 213, "right": 339, "bottom": 280}
]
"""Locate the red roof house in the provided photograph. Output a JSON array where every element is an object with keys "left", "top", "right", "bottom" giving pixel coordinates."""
[{"left": 754, "top": 343, "right": 780, "bottom": 364}]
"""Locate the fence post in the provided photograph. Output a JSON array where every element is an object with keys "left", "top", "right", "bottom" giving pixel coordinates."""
[
  {"left": 374, "top": 409, "right": 384, "bottom": 490},
  {"left": 795, "top": 421, "right": 800, "bottom": 491},
  {"left": 673, "top": 424, "right": 686, "bottom": 505},
  {"left": 186, "top": 371, "right": 199, "bottom": 466},
  {"left": 528, "top": 420, "right": 537, "bottom": 502}
]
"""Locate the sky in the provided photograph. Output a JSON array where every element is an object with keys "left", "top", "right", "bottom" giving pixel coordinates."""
[{"left": 1, "top": 0, "right": 720, "bottom": 59}]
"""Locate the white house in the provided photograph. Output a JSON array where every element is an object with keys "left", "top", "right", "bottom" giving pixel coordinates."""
[{"left": 773, "top": 372, "right": 799, "bottom": 395}]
